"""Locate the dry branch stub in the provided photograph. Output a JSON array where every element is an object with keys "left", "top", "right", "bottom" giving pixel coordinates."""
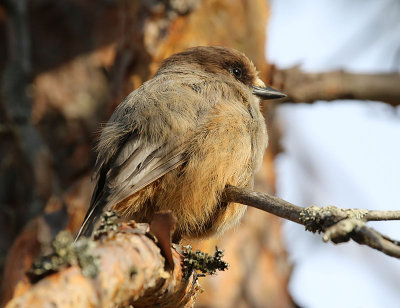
[
  {"left": 6, "top": 211, "right": 233, "bottom": 307},
  {"left": 6, "top": 216, "right": 196, "bottom": 307}
]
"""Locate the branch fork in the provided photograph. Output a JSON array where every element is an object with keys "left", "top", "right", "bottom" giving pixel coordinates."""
[{"left": 223, "top": 185, "right": 400, "bottom": 258}]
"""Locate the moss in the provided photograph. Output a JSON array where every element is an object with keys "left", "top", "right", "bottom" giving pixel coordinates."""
[{"left": 182, "top": 245, "right": 228, "bottom": 279}]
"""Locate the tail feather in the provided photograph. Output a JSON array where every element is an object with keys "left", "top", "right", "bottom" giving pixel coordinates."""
[{"left": 74, "top": 199, "right": 106, "bottom": 242}]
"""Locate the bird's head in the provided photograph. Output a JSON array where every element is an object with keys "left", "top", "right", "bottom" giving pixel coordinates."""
[{"left": 156, "top": 46, "right": 286, "bottom": 100}]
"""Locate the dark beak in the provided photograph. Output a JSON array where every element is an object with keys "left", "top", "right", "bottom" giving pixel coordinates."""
[{"left": 252, "top": 86, "right": 287, "bottom": 100}]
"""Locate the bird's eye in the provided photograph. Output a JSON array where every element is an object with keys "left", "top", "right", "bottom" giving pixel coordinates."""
[{"left": 232, "top": 67, "right": 242, "bottom": 78}]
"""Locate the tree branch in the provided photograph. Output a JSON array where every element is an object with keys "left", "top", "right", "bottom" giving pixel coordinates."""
[
  {"left": 223, "top": 185, "right": 400, "bottom": 258},
  {"left": 365, "top": 211, "right": 400, "bottom": 221},
  {"left": 269, "top": 66, "right": 400, "bottom": 106}
]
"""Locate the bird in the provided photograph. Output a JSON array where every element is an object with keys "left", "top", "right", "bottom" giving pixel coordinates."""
[{"left": 76, "top": 46, "right": 286, "bottom": 242}]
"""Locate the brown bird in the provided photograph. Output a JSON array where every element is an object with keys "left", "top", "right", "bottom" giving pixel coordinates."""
[{"left": 76, "top": 46, "right": 285, "bottom": 241}]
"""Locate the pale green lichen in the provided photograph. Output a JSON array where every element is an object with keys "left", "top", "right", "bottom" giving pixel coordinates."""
[
  {"left": 93, "top": 210, "right": 120, "bottom": 240},
  {"left": 300, "top": 205, "right": 368, "bottom": 233},
  {"left": 74, "top": 237, "right": 100, "bottom": 278},
  {"left": 182, "top": 245, "right": 228, "bottom": 279},
  {"left": 27, "top": 230, "right": 100, "bottom": 282}
]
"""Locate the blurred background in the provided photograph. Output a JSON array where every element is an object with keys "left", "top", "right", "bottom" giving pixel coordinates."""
[{"left": 0, "top": 0, "right": 399, "bottom": 307}]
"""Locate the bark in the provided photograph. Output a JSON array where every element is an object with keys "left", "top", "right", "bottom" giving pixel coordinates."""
[{"left": 5, "top": 221, "right": 199, "bottom": 308}]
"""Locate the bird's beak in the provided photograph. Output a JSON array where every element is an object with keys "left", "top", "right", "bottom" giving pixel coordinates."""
[{"left": 252, "top": 85, "right": 287, "bottom": 100}]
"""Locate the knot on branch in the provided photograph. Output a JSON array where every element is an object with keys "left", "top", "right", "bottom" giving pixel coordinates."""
[
  {"left": 300, "top": 205, "right": 368, "bottom": 233},
  {"left": 182, "top": 245, "right": 228, "bottom": 278}
]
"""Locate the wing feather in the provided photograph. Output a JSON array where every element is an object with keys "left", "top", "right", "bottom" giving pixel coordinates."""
[{"left": 75, "top": 131, "right": 186, "bottom": 239}]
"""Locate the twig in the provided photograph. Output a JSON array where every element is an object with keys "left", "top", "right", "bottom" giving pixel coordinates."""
[
  {"left": 222, "top": 185, "right": 400, "bottom": 259},
  {"left": 269, "top": 66, "right": 400, "bottom": 106},
  {"left": 365, "top": 211, "right": 400, "bottom": 221},
  {"left": 222, "top": 185, "right": 303, "bottom": 224},
  {"left": 322, "top": 219, "right": 400, "bottom": 258}
]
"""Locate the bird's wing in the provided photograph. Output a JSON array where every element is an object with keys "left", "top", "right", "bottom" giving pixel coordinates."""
[
  {"left": 106, "top": 133, "right": 186, "bottom": 207},
  {"left": 76, "top": 130, "right": 186, "bottom": 239}
]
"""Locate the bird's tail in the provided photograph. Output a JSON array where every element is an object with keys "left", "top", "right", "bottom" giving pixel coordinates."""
[{"left": 74, "top": 199, "right": 105, "bottom": 242}]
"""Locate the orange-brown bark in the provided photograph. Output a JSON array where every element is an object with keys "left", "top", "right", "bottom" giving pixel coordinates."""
[{"left": 5, "top": 222, "right": 199, "bottom": 308}]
